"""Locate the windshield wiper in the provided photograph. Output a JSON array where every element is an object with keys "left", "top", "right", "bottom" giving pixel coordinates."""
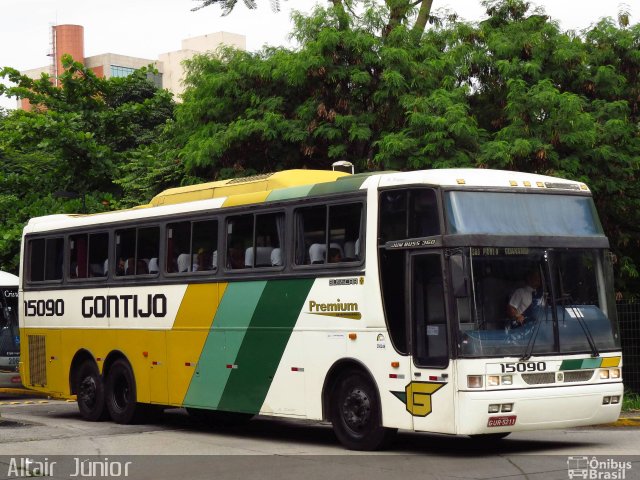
[
  {"left": 520, "top": 293, "right": 548, "bottom": 361},
  {"left": 559, "top": 293, "right": 600, "bottom": 358}
]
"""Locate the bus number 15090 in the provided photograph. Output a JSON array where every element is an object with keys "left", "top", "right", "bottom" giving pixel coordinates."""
[
  {"left": 500, "top": 362, "right": 547, "bottom": 373},
  {"left": 23, "top": 299, "right": 65, "bottom": 317}
]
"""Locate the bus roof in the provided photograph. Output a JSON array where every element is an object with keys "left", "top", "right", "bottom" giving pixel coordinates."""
[
  {"left": 24, "top": 168, "right": 589, "bottom": 234},
  {"left": 0, "top": 271, "right": 18, "bottom": 287}
]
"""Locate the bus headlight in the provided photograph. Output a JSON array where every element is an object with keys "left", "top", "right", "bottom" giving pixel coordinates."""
[
  {"left": 488, "top": 375, "right": 500, "bottom": 387},
  {"left": 501, "top": 375, "right": 513, "bottom": 385},
  {"left": 599, "top": 370, "right": 610, "bottom": 379},
  {"left": 467, "top": 375, "right": 483, "bottom": 388},
  {"left": 610, "top": 368, "right": 621, "bottom": 379}
]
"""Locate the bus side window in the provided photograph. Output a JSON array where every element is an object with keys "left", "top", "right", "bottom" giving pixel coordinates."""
[
  {"left": 295, "top": 203, "right": 362, "bottom": 265},
  {"left": 28, "top": 237, "right": 64, "bottom": 283}
]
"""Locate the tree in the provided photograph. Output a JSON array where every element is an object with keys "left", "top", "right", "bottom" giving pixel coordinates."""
[
  {"left": 177, "top": 0, "right": 640, "bottom": 292},
  {"left": 193, "top": 0, "right": 436, "bottom": 39},
  {"left": 0, "top": 57, "right": 176, "bottom": 272}
]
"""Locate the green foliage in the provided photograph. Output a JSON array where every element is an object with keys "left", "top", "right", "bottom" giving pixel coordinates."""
[
  {"left": 176, "top": 1, "right": 640, "bottom": 294},
  {"left": 0, "top": 57, "right": 175, "bottom": 272}
]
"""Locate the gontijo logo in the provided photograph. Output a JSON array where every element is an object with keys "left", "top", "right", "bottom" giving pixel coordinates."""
[{"left": 308, "top": 299, "right": 361, "bottom": 320}]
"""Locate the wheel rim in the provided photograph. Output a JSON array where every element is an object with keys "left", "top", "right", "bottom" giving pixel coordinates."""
[
  {"left": 341, "top": 387, "right": 371, "bottom": 434},
  {"left": 113, "top": 375, "right": 131, "bottom": 412},
  {"left": 79, "top": 376, "right": 97, "bottom": 408}
]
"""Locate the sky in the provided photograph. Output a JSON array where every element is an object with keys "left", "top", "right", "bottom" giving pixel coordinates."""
[{"left": 1, "top": 0, "right": 637, "bottom": 110}]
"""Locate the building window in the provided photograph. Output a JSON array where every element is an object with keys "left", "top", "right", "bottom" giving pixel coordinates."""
[{"left": 110, "top": 65, "right": 136, "bottom": 78}]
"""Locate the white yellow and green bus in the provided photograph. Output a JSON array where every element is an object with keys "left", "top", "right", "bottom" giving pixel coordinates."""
[
  {"left": 19, "top": 168, "right": 622, "bottom": 450},
  {"left": 0, "top": 270, "right": 21, "bottom": 389}
]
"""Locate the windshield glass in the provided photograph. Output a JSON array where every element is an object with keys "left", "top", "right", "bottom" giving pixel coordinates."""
[
  {"left": 445, "top": 191, "right": 604, "bottom": 236},
  {"left": 454, "top": 248, "right": 620, "bottom": 357},
  {"left": 0, "top": 288, "right": 19, "bottom": 361}
]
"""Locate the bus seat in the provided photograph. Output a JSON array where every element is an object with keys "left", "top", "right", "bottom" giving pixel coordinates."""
[
  {"left": 245, "top": 247, "right": 273, "bottom": 267},
  {"left": 271, "top": 248, "right": 282, "bottom": 266},
  {"left": 177, "top": 253, "right": 191, "bottom": 272},
  {"left": 103, "top": 259, "right": 109, "bottom": 276},
  {"left": 329, "top": 242, "right": 343, "bottom": 257},
  {"left": 309, "top": 243, "right": 325, "bottom": 264},
  {"left": 343, "top": 241, "right": 356, "bottom": 260},
  {"left": 148, "top": 257, "right": 159, "bottom": 274}
]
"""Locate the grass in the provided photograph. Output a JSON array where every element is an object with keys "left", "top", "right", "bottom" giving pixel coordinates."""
[{"left": 622, "top": 391, "right": 640, "bottom": 412}]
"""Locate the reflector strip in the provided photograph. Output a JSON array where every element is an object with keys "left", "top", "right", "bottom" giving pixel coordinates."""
[
  {"left": 291, "top": 367, "right": 305, "bottom": 372},
  {"left": 226, "top": 364, "right": 238, "bottom": 369}
]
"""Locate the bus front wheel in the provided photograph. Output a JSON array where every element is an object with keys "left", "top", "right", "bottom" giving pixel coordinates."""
[
  {"left": 330, "top": 370, "right": 396, "bottom": 450},
  {"left": 75, "top": 361, "right": 107, "bottom": 421},
  {"left": 105, "top": 359, "right": 140, "bottom": 424}
]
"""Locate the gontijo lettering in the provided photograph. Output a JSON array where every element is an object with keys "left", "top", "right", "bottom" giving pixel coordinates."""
[{"left": 82, "top": 294, "right": 167, "bottom": 318}]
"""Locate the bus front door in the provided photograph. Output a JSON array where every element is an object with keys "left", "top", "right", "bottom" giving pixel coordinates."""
[{"left": 408, "top": 252, "right": 456, "bottom": 434}]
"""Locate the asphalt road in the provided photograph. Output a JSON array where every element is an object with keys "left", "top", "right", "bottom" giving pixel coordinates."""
[{"left": 0, "top": 395, "right": 639, "bottom": 480}]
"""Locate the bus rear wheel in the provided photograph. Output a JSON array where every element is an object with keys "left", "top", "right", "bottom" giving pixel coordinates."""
[
  {"left": 330, "top": 370, "right": 396, "bottom": 451},
  {"left": 105, "top": 359, "right": 141, "bottom": 424},
  {"left": 75, "top": 361, "right": 106, "bottom": 421}
]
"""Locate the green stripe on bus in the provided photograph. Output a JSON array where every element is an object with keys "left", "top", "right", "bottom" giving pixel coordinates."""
[
  {"left": 217, "top": 278, "right": 314, "bottom": 414},
  {"left": 183, "top": 281, "right": 267, "bottom": 408},
  {"left": 560, "top": 358, "right": 602, "bottom": 371},
  {"left": 266, "top": 185, "right": 315, "bottom": 202},
  {"left": 560, "top": 359, "right": 584, "bottom": 371},
  {"left": 307, "top": 175, "right": 368, "bottom": 197},
  {"left": 581, "top": 358, "right": 602, "bottom": 369}
]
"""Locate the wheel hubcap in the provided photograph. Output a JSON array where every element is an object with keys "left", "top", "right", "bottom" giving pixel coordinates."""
[
  {"left": 113, "top": 377, "right": 130, "bottom": 411},
  {"left": 342, "top": 387, "right": 371, "bottom": 432}
]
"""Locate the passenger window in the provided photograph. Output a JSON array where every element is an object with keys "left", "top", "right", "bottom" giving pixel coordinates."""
[
  {"left": 295, "top": 202, "right": 363, "bottom": 265},
  {"left": 226, "top": 212, "right": 284, "bottom": 269},
  {"left": 69, "top": 233, "right": 108, "bottom": 279},
  {"left": 379, "top": 189, "right": 439, "bottom": 243},
  {"left": 28, "top": 237, "right": 64, "bottom": 282},
  {"left": 167, "top": 220, "right": 218, "bottom": 273},
  {"left": 115, "top": 227, "right": 159, "bottom": 276}
]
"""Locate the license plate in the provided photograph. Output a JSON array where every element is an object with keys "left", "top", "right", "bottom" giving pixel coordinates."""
[{"left": 487, "top": 415, "right": 517, "bottom": 427}]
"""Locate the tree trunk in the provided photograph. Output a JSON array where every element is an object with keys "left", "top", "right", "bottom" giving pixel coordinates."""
[{"left": 411, "top": 0, "right": 434, "bottom": 38}]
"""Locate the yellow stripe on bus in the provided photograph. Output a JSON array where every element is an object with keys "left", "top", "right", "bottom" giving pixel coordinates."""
[
  {"left": 600, "top": 357, "right": 621, "bottom": 368},
  {"left": 167, "top": 282, "right": 227, "bottom": 405}
]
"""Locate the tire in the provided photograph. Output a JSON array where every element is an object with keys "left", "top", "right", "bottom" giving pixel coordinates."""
[
  {"left": 75, "top": 361, "right": 107, "bottom": 421},
  {"left": 330, "top": 370, "right": 396, "bottom": 450},
  {"left": 105, "top": 359, "right": 141, "bottom": 424}
]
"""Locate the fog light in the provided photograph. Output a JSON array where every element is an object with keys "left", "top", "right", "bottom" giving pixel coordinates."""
[
  {"left": 610, "top": 368, "right": 621, "bottom": 379},
  {"left": 501, "top": 403, "right": 513, "bottom": 413},
  {"left": 488, "top": 375, "right": 500, "bottom": 386},
  {"left": 467, "top": 375, "right": 483, "bottom": 388},
  {"left": 611, "top": 396, "right": 620, "bottom": 404},
  {"left": 488, "top": 404, "right": 500, "bottom": 413},
  {"left": 603, "top": 396, "right": 611, "bottom": 405},
  {"left": 501, "top": 375, "right": 513, "bottom": 385},
  {"left": 599, "top": 370, "right": 610, "bottom": 379}
]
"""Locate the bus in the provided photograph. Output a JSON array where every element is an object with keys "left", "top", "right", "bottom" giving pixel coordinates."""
[
  {"left": 19, "top": 168, "right": 622, "bottom": 450},
  {"left": 0, "top": 271, "right": 21, "bottom": 389}
]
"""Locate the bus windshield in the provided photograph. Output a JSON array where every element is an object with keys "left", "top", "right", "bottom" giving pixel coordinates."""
[
  {"left": 453, "top": 247, "right": 620, "bottom": 358},
  {"left": 445, "top": 191, "right": 604, "bottom": 236}
]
